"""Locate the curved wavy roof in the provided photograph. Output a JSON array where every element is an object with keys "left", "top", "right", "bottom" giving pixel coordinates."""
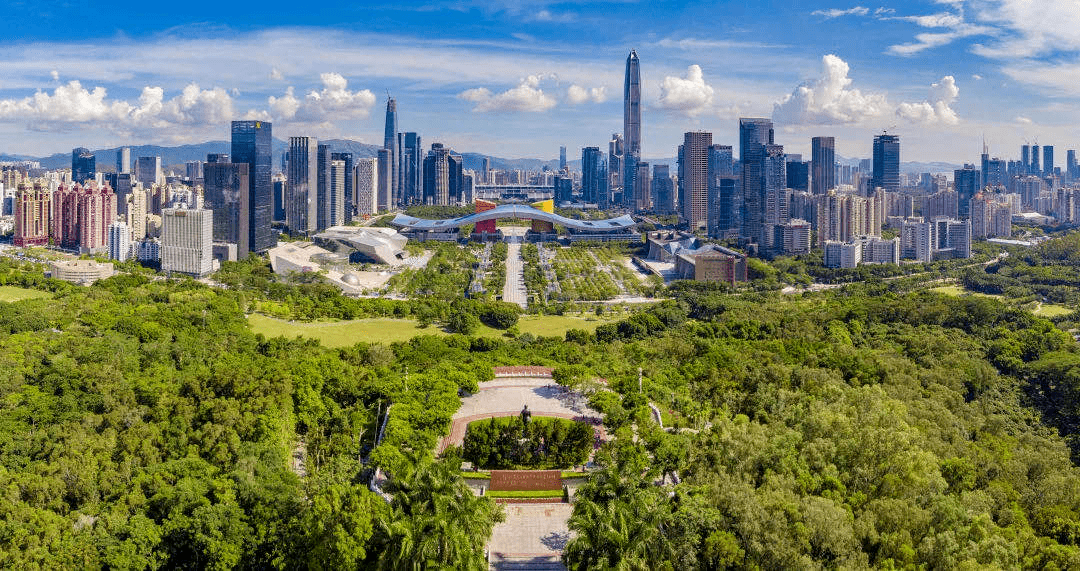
[{"left": 390, "top": 204, "right": 638, "bottom": 232}]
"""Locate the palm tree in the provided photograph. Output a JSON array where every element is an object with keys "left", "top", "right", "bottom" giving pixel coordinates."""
[{"left": 373, "top": 452, "right": 503, "bottom": 570}]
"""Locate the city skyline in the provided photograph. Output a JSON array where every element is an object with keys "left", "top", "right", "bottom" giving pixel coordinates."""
[{"left": 0, "top": 1, "right": 1078, "bottom": 164}]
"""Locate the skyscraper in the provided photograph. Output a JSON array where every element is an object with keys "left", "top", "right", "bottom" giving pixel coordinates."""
[
  {"left": 286, "top": 137, "right": 318, "bottom": 234},
  {"left": 354, "top": 158, "right": 378, "bottom": 216},
  {"left": 204, "top": 155, "right": 250, "bottom": 258},
  {"left": 161, "top": 206, "right": 213, "bottom": 277},
  {"left": 422, "top": 143, "right": 464, "bottom": 206},
  {"left": 316, "top": 144, "right": 331, "bottom": 232},
  {"left": 14, "top": 181, "right": 51, "bottom": 247},
  {"left": 377, "top": 148, "right": 392, "bottom": 210},
  {"left": 329, "top": 159, "right": 346, "bottom": 227},
  {"left": 384, "top": 97, "right": 399, "bottom": 206},
  {"left": 653, "top": 165, "right": 675, "bottom": 216},
  {"left": 116, "top": 147, "right": 130, "bottom": 175},
  {"left": 1031, "top": 144, "right": 1041, "bottom": 174},
  {"left": 581, "top": 147, "right": 607, "bottom": 208},
  {"left": 1069, "top": 150, "right": 1078, "bottom": 180},
  {"left": 231, "top": 120, "right": 275, "bottom": 252},
  {"left": 72, "top": 148, "right": 95, "bottom": 183},
  {"left": 623, "top": 50, "right": 641, "bottom": 209},
  {"left": 679, "top": 131, "right": 711, "bottom": 230},
  {"left": 1044, "top": 145, "right": 1054, "bottom": 175},
  {"left": 559, "top": 146, "right": 567, "bottom": 171},
  {"left": 608, "top": 134, "right": 624, "bottom": 196},
  {"left": 634, "top": 162, "right": 651, "bottom": 211},
  {"left": 1021, "top": 145, "right": 1031, "bottom": 173},
  {"left": 871, "top": 134, "right": 900, "bottom": 193},
  {"left": 764, "top": 144, "right": 789, "bottom": 250},
  {"left": 135, "top": 156, "right": 162, "bottom": 188},
  {"left": 707, "top": 143, "right": 734, "bottom": 232},
  {"left": 811, "top": 136, "right": 835, "bottom": 195},
  {"left": 740, "top": 118, "right": 774, "bottom": 245},
  {"left": 954, "top": 164, "right": 980, "bottom": 219},
  {"left": 398, "top": 132, "right": 423, "bottom": 204},
  {"left": 331, "top": 152, "right": 354, "bottom": 223}
]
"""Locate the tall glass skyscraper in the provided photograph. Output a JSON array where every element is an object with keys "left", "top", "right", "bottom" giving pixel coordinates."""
[
  {"left": 231, "top": 120, "right": 275, "bottom": 252},
  {"left": 331, "top": 152, "right": 354, "bottom": 223},
  {"left": 1043, "top": 145, "right": 1054, "bottom": 175},
  {"left": 678, "top": 131, "right": 711, "bottom": 229},
  {"left": 739, "top": 118, "right": 774, "bottom": 246},
  {"left": 871, "top": 133, "right": 900, "bottom": 194},
  {"left": 623, "top": 50, "right": 641, "bottom": 210},
  {"left": 384, "top": 97, "right": 399, "bottom": 206},
  {"left": 811, "top": 136, "right": 835, "bottom": 195},
  {"left": 287, "top": 136, "right": 318, "bottom": 234},
  {"left": 582, "top": 147, "right": 607, "bottom": 208},
  {"left": 71, "top": 148, "right": 95, "bottom": 183},
  {"left": 204, "top": 155, "right": 250, "bottom": 258},
  {"left": 398, "top": 132, "right": 423, "bottom": 205}
]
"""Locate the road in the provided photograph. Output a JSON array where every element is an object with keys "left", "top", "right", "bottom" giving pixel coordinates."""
[{"left": 503, "top": 242, "right": 527, "bottom": 309}]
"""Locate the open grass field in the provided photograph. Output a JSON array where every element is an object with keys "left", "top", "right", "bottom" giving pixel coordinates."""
[
  {"left": 929, "top": 285, "right": 1003, "bottom": 300},
  {"left": 248, "top": 313, "right": 615, "bottom": 347},
  {"left": 1035, "top": 303, "right": 1074, "bottom": 318},
  {"left": 0, "top": 286, "right": 51, "bottom": 303}
]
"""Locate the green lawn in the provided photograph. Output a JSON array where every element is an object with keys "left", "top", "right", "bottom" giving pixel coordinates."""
[
  {"left": 1035, "top": 303, "right": 1074, "bottom": 318},
  {"left": 929, "top": 285, "right": 1002, "bottom": 300},
  {"left": 248, "top": 313, "right": 614, "bottom": 347},
  {"left": 0, "top": 286, "right": 51, "bottom": 303}
]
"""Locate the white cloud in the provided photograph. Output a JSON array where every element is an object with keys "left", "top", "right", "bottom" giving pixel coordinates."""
[
  {"left": 566, "top": 84, "right": 607, "bottom": 104},
  {"left": 812, "top": 6, "right": 870, "bottom": 19},
  {"left": 972, "top": 73, "right": 983, "bottom": 80},
  {"left": 655, "top": 65, "right": 715, "bottom": 115},
  {"left": 270, "top": 68, "right": 284, "bottom": 80},
  {"left": 298, "top": 73, "right": 376, "bottom": 120},
  {"left": 970, "top": 0, "right": 1080, "bottom": 59},
  {"left": 0, "top": 80, "right": 235, "bottom": 131},
  {"left": 268, "top": 86, "right": 301, "bottom": 119},
  {"left": 1015, "top": 116, "right": 1032, "bottom": 124},
  {"left": 533, "top": 9, "right": 575, "bottom": 22},
  {"left": 49, "top": 70, "right": 59, "bottom": 81},
  {"left": 772, "top": 54, "right": 889, "bottom": 125},
  {"left": 896, "top": 75, "right": 960, "bottom": 125},
  {"left": 458, "top": 75, "right": 558, "bottom": 113}
]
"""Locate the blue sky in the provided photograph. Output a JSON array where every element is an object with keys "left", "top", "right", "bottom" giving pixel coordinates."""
[{"left": 0, "top": 0, "right": 1077, "bottom": 165}]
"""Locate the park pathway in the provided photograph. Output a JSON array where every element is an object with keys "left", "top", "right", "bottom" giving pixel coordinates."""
[{"left": 504, "top": 242, "right": 528, "bottom": 309}]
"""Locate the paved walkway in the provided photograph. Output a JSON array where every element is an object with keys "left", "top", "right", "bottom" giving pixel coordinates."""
[
  {"left": 438, "top": 377, "right": 601, "bottom": 454},
  {"left": 488, "top": 504, "right": 572, "bottom": 570},
  {"left": 504, "top": 242, "right": 528, "bottom": 309}
]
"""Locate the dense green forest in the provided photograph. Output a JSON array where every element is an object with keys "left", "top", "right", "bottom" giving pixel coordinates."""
[{"left": 6, "top": 242, "right": 1080, "bottom": 568}]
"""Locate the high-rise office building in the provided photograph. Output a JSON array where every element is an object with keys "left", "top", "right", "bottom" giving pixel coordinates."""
[
  {"left": 331, "top": 152, "right": 354, "bottom": 223},
  {"left": 384, "top": 97, "right": 399, "bottom": 206},
  {"left": 422, "top": 143, "right": 464, "bottom": 206},
  {"left": 708, "top": 176, "right": 739, "bottom": 240},
  {"left": 354, "top": 158, "right": 378, "bottom": 216},
  {"left": 116, "top": 147, "right": 130, "bottom": 175},
  {"left": 377, "top": 149, "right": 392, "bottom": 210},
  {"left": 1044, "top": 145, "right": 1054, "bottom": 175},
  {"left": 114, "top": 173, "right": 133, "bottom": 217},
  {"left": 135, "top": 156, "right": 162, "bottom": 188},
  {"left": 398, "top": 132, "right": 423, "bottom": 204},
  {"left": 871, "top": 134, "right": 900, "bottom": 193},
  {"left": 72, "top": 148, "right": 95, "bottom": 183},
  {"left": 653, "top": 164, "right": 675, "bottom": 215},
  {"left": 272, "top": 173, "right": 286, "bottom": 222},
  {"left": 581, "top": 147, "right": 607, "bottom": 207},
  {"left": 316, "top": 144, "right": 331, "bottom": 232},
  {"left": 786, "top": 158, "right": 809, "bottom": 193},
  {"left": 953, "top": 164, "right": 980, "bottom": 219},
  {"left": 286, "top": 137, "right": 318, "bottom": 234},
  {"left": 608, "top": 134, "right": 624, "bottom": 196},
  {"left": 1069, "top": 150, "right": 1078, "bottom": 180},
  {"left": 679, "top": 131, "right": 712, "bottom": 229},
  {"left": 559, "top": 146, "right": 567, "bottom": 171},
  {"left": 204, "top": 156, "right": 250, "bottom": 258},
  {"left": 764, "top": 144, "right": 789, "bottom": 227},
  {"left": 1021, "top": 145, "right": 1031, "bottom": 173},
  {"left": 634, "top": 162, "right": 651, "bottom": 211},
  {"left": 13, "top": 181, "right": 51, "bottom": 247},
  {"left": 127, "top": 188, "right": 147, "bottom": 241},
  {"left": 1031, "top": 144, "right": 1041, "bottom": 174},
  {"left": 329, "top": 159, "right": 346, "bottom": 227},
  {"left": 161, "top": 206, "right": 213, "bottom": 277},
  {"left": 554, "top": 175, "right": 573, "bottom": 204},
  {"left": 740, "top": 118, "right": 774, "bottom": 245},
  {"left": 623, "top": 50, "right": 641, "bottom": 209},
  {"left": 811, "top": 136, "right": 835, "bottom": 195}
]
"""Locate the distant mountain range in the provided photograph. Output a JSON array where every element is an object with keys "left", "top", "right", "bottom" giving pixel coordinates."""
[{"left": 2, "top": 142, "right": 958, "bottom": 176}]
